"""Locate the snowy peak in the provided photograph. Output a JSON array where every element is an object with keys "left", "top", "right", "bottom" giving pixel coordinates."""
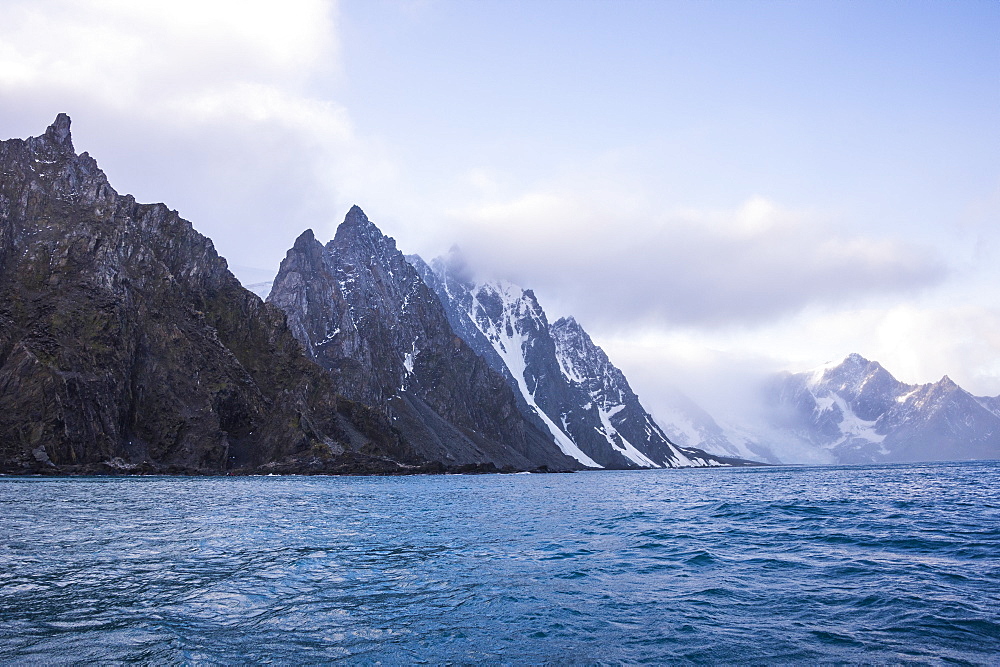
[
  {"left": 807, "top": 353, "right": 905, "bottom": 423},
  {"left": 810, "top": 353, "right": 892, "bottom": 393},
  {"left": 551, "top": 316, "right": 628, "bottom": 407},
  {"left": 936, "top": 375, "right": 960, "bottom": 391},
  {"left": 763, "top": 354, "right": 1000, "bottom": 463}
]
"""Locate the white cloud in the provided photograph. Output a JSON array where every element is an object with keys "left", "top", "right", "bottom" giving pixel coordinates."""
[
  {"left": 446, "top": 185, "right": 946, "bottom": 329},
  {"left": 0, "top": 0, "right": 402, "bottom": 278},
  {"left": 0, "top": 0, "right": 334, "bottom": 97}
]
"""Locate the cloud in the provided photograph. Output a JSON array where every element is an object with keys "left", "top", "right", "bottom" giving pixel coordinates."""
[
  {"left": 0, "top": 0, "right": 398, "bottom": 280},
  {"left": 447, "top": 188, "right": 947, "bottom": 329}
]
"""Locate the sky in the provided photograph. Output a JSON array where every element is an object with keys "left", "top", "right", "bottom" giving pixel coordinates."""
[{"left": 2, "top": 0, "right": 998, "bottom": 425}]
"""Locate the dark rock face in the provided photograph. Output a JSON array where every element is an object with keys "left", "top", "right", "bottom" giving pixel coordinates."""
[
  {"left": 0, "top": 115, "right": 419, "bottom": 474},
  {"left": 267, "top": 208, "right": 579, "bottom": 471},
  {"left": 410, "top": 253, "right": 742, "bottom": 469},
  {"left": 763, "top": 353, "right": 1000, "bottom": 463}
]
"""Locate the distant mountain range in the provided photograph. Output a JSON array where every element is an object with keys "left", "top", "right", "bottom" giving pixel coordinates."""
[
  {"left": 644, "top": 353, "right": 1000, "bottom": 465},
  {"left": 753, "top": 353, "right": 1000, "bottom": 464}
]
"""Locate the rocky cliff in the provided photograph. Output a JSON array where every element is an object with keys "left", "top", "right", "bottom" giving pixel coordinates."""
[
  {"left": 0, "top": 115, "right": 421, "bottom": 474},
  {"left": 267, "top": 208, "right": 580, "bottom": 471}
]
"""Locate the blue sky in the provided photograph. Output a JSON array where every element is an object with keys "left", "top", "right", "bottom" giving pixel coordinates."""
[{"left": 1, "top": 0, "right": 998, "bottom": 419}]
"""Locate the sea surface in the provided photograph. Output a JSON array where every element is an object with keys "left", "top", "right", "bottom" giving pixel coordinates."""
[{"left": 1, "top": 462, "right": 999, "bottom": 664}]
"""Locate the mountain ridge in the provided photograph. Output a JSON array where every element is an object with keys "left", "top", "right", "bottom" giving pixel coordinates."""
[{"left": 409, "top": 251, "right": 749, "bottom": 469}]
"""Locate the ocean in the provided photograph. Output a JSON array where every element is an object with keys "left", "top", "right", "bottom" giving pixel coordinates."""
[{"left": 2, "top": 462, "right": 998, "bottom": 663}]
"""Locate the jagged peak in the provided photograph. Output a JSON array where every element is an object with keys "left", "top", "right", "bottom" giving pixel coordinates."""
[
  {"left": 553, "top": 316, "right": 598, "bottom": 352},
  {"left": 405, "top": 252, "right": 429, "bottom": 269},
  {"left": 937, "top": 375, "right": 959, "bottom": 390},
  {"left": 809, "top": 352, "right": 876, "bottom": 383},
  {"left": 293, "top": 228, "right": 318, "bottom": 250},
  {"left": 843, "top": 352, "right": 871, "bottom": 366},
  {"left": 332, "top": 205, "right": 396, "bottom": 253},
  {"left": 344, "top": 204, "right": 368, "bottom": 224},
  {"left": 44, "top": 113, "right": 74, "bottom": 151}
]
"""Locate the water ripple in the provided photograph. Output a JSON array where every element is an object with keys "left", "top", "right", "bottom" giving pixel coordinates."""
[{"left": 1, "top": 461, "right": 999, "bottom": 663}]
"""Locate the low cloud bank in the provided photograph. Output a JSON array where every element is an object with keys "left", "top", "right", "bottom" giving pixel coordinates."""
[{"left": 449, "top": 192, "right": 947, "bottom": 330}]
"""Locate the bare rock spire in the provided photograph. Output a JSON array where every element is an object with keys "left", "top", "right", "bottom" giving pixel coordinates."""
[{"left": 44, "top": 113, "right": 74, "bottom": 151}]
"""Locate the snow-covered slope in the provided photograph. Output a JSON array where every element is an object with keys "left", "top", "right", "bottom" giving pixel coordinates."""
[
  {"left": 409, "top": 253, "right": 745, "bottom": 469},
  {"left": 550, "top": 316, "right": 727, "bottom": 467}
]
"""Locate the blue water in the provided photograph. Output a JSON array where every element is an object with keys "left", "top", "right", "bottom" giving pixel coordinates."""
[{"left": 2, "top": 462, "right": 999, "bottom": 664}]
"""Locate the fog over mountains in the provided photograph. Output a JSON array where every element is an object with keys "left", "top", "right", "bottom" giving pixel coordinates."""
[
  {"left": 757, "top": 354, "right": 1000, "bottom": 464},
  {"left": 613, "top": 353, "right": 1000, "bottom": 465}
]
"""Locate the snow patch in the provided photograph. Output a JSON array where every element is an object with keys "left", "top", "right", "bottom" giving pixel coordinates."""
[
  {"left": 595, "top": 403, "right": 659, "bottom": 468},
  {"left": 317, "top": 328, "right": 340, "bottom": 346}
]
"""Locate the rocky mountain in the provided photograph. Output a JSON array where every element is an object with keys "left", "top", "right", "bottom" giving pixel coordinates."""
[
  {"left": 0, "top": 115, "right": 426, "bottom": 475},
  {"left": 409, "top": 252, "right": 745, "bottom": 468},
  {"left": 266, "top": 207, "right": 580, "bottom": 471},
  {"left": 761, "top": 353, "right": 1000, "bottom": 463}
]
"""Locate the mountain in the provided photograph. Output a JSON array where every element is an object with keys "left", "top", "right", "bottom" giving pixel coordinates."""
[
  {"left": 762, "top": 353, "right": 1000, "bottom": 463},
  {"left": 409, "top": 252, "right": 746, "bottom": 468},
  {"left": 0, "top": 115, "right": 424, "bottom": 475},
  {"left": 266, "top": 208, "right": 581, "bottom": 471}
]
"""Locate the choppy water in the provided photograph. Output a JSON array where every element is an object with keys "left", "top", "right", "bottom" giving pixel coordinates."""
[{"left": 1, "top": 462, "right": 999, "bottom": 664}]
